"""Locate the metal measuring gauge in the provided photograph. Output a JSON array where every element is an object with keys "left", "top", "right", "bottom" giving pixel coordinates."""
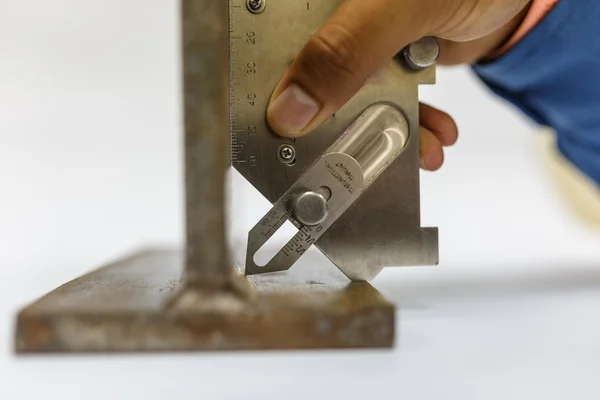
[{"left": 229, "top": 0, "right": 440, "bottom": 281}]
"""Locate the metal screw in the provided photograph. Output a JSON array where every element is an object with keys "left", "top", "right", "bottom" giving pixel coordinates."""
[
  {"left": 277, "top": 144, "right": 296, "bottom": 165},
  {"left": 402, "top": 36, "right": 440, "bottom": 70},
  {"left": 246, "top": 0, "right": 266, "bottom": 14}
]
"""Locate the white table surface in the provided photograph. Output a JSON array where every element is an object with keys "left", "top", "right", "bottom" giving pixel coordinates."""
[{"left": 2, "top": 1, "right": 600, "bottom": 399}]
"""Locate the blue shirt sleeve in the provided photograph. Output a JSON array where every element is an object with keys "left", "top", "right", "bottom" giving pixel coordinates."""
[{"left": 472, "top": 0, "right": 600, "bottom": 186}]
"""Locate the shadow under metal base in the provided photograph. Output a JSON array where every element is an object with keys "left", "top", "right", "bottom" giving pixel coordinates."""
[{"left": 14, "top": 249, "right": 395, "bottom": 353}]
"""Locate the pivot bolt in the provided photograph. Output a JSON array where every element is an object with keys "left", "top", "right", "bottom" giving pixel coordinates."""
[
  {"left": 290, "top": 191, "right": 329, "bottom": 227},
  {"left": 277, "top": 144, "right": 296, "bottom": 165},
  {"left": 246, "top": 0, "right": 266, "bottom": 14},
  {"left": 403, "top": 36, "right": 440, "bottom": 70}
]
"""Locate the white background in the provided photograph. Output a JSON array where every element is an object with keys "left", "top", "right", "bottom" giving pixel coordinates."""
[{"left": 2, "top": 1, "right": 600, "bottom": 399}]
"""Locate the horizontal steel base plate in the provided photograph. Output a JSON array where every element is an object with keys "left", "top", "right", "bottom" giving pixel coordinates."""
[{"left": 14, "top": 249, "right": 395, "bottom": 353}]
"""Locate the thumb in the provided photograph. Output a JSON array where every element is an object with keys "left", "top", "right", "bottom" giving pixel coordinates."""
[{"left": 266, "top": 0, "right": 432, "bottom": 138}]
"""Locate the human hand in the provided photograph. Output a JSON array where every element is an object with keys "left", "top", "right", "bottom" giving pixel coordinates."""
[{"left": 266, "top": 0, "right": 531, "bottom": 170}]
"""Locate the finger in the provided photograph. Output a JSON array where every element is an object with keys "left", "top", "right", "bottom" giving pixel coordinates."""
[
  {"left": 419, "top": 103, "right": 459, "bottom": 147},
  {"left": 266, "top": 0, "right": 433, "bottom": 138},
  {"left": 435, "top": 5, "right": 532, "bottom": 65},
  {"left": 420, "top": 127, "right": 444, "bottom": 171}
]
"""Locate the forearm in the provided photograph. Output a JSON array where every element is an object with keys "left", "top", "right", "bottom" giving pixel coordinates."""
[{"left": 472, "top": 0, "right": 600, "bottom": 186}]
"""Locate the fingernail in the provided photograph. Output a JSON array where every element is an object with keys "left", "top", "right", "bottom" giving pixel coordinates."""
[
  {"left": 268, "top": 84, "right": 320, "bottom": 135},
  {"left": 420, "top": 158, "right": 427, "bottom": 170}
]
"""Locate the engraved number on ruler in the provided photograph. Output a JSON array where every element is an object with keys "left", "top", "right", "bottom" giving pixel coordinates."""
[
  {"left": 246, "top": 31, "right": 256, "bottom": 44},
  {"left": 229, "top": 0, "right": 310, "bottom": 175},
  {"left": 229, "top": 1, "right": 261, "bottom": 172}
]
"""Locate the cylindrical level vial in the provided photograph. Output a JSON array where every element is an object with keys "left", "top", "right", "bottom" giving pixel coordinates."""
[{"left": 329, "top": 103, "right": 410, "bottom": 188}]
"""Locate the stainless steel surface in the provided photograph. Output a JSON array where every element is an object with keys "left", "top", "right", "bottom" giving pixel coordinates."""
[
  {"left": 291, "top": 191, "right": 329, "bottom": 227},
  {"left": 402, "top": 36, "right": 440, "bottom": 70},
  {"left": 183, "top": 0, "right": 231, "bottom": 288},
  {"left": 245, "top": 152, "right": 364, "bottom": 275},
  {"left": 229, "top": 0, "right": 439, "bottom": 281}
]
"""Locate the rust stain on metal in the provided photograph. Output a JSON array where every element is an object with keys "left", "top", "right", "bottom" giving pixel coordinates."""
[
  {"left": 15, "top": 250, "right": 394, "bottom": 352},
  {"left": 182, "top": 0, "right": 232, "bottom": 289}
]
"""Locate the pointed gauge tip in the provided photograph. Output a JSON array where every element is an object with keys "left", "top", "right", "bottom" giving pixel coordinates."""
[
  {"left": 243, "top": 265, "right": 262, "bottom": 276},
  {"left": 243, "top": 260, "right": 291, "bottom": 276}
]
